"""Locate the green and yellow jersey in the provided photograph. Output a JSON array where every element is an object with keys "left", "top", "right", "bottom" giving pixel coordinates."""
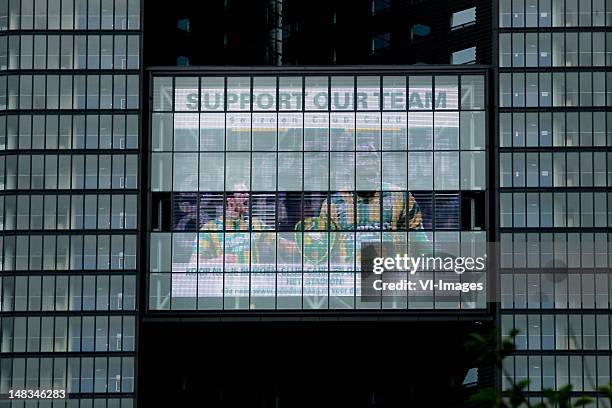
[{"left": 195, "top": 217, "right": 274, "bottom": 267}]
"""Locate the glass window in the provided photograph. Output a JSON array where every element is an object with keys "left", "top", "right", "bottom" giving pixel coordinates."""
[
  {"left": 382, "top": 112, "right": 406, "bottom": 150},
  {"left": 173, "top": 113, "right": 198, "bottom": 151},
  {"left": 305, "top": 76, "right": 328, "bottom": 111},
  {"left": 101, "top": 0, "right": 113, "bottom": 28},
  {"left": 461, "top": 75, "right": 485, "bottom": 110},
  {"left": 525, "top": 33, "right": 537, "bottom": 66},
  {"left": 199, "top": 113, "right": 224, "bottom": 151},
  {"left": 382, "top": 152, "right": 406, "bottom": 189},
  {"left": 566, "top": 0, "right": 578, "bottom": 26},
  {"left": 539, "top": 33, "right": 551, "bottom": 67},
  {"left": 331, "top": 76, "right": 354, "bottom": 111},
  {"left": 0, "top": 36, "right": 7, "bottom": 70},
  {"left": 278, "top": 153, "right": 302, "bottom": 191},
  {"left": 500, "top": 74, "right": 510, "bottom": 108},
  {"left": 526, "top": 73, "right": 538, "bottom": 107},
  {"left": 408, "top": 112, "right": 433, "bottom": 150},
  {"left": 126, "top": 75, "right": 138, "bottom": 108},
  {"left": 435, "top": 152, "right": 459, "bottom": 190},
  {"left": 153, "top": 77, "right": 173, "bottom": 112},
  {"left": 512, "top": 0, "right": 524, "bottom": 27},
  {"left": 579, "top": 0, "right": 591, "bottom": 25},
  {"left": 252, "top": 113, "right": 276, "bottom": 150},
  {"left": 278, "top": 77, "right": 302, "bottom": 111},
  {"left": 500, "top": 0, "right": 511, "bottom": 27},
  {"left": 127, "top": 0, "right": 139, "bottom": 29},
  {"left": 304, "top": 113, "right": 328, "bottom": 150},
  {"left": 304, "top": 152, "right": 328, "bottom": 191},
  {"left": 252, "top": 153, "right": 276, "bottom": 191},
  {"left": 198, "top": 153, "right": 223, "bottom": 192},
  {"left": 200, "top": 77, "right": 224, "bottom": 111},
  {"left": 33, "top": 35, "right": 47, "bottom": 69},
  {"left": 226, "top": 113, "right": 250, "bottom": 151},
  {"left": 525, "top": 0, "right": 538, "bottom": 26},
  {"left": 0, "top": 0, "right": 8, "bottom": 30},
  {"left": 278, "top": 113, "right": 302, "bottom": 151},
  {"left": 408, "top": 152, "right": 433, "bottom": 190},
  {"left": 225, "top": 153, "right": 250, "bottom": 190},
  {"left": 226, "top": 77, "right": 250, "bottom": 111},
  {"left": 151, "top": 153, "right": 171, "bottom": 191},
  {"left": 434, "top": 112, "right": 459, "bottom": 150},
  {"left": 113, "top": 0, "right": 126, "bottom": 29},
  {"left": 513, "top": 73, "right": 525, "bottom": 107},
  {"left": 21, "top": 0, "right": 34, "bottom": 29},
  {"left": 451, "top": 7, "right": 476, "bottom": 29},
  {"left": 382, "top": 76, "right": 406, "bottom": 110},
  {"left": 540, "top": 0, "right": 552, "bottom": 26},
  {"left": 435, "top": 76, "right": 458, "bottom": 110},
  {"left": 512, "top": 33, "right": 525, "bottom": 67},
  {"left": 111, "top": 35, "right": 126, "bottom": 70},
  {"left": 174, "top": 77, "right": 198, "bottom": 112},
  {"left": 461, "top": 111, "right": 485, "bottom": 150},
  {"left": 252, "top": 77, "right": 276, "bottom": 111},
  {"left": 356, "top": 112, "right": 380, "bottom": 150},
  {"left": 356, "top": 76, "right": 380, "bottom": 111}
]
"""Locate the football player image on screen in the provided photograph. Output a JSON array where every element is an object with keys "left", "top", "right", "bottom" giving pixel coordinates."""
[
  {"left": 311, "top": 143, "right": 428, "bottom": 266},
  {"left": 191, "top": 184, "right": 275, "bottom": 269},
  {"left": 320, "top": 144, "right": 423, "bottom": 231}
]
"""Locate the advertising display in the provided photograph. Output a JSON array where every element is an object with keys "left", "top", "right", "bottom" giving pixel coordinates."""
[{"left": 150, "top": 71, "right": 487, "bottom": 311}]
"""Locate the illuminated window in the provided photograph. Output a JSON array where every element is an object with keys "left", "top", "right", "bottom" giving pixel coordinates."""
[
  {"left": 452, "top": 47, "right": 476, "bottom": 64},
  {"left": 451, "top": 7, "right": 476, "bottom": 30}
]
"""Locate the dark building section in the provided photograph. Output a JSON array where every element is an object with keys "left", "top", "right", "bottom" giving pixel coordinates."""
[
  {"left": 141, "top": 64, "right": 492, "bottom": 406},
  {"left": 144, "top": 0, "right": 271, "bottom": 66},
  {"left": 282, "top": 0, "right": 492, "bottom": 65},
  {"left": 140, "top": 321, "right": 494, "bottom": 408},
  {"left": 144, "top": 0, "right": 492, "bottom": 67}
]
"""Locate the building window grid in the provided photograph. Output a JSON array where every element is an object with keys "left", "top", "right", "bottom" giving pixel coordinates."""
[
  {"left": 0, "top": 234, "right": 137, "bottom": 271},
  {"left": 0, "top": 0, "right": 140, "bottom": 31},
  {"left": 0, "top": 33, "right": 141, "bottom": 71},
  {"left": 149, "top": 74, "right": 487, "bottom": 311},
  {"left": 499, "top": 111, "right": 612, "bottom": 148},
  {"left": 0, "top": 73, "right": 140, "bottom": 111},
  {"left": 0, "top": 113, "right": 139, "bottom": 151},
  {"left": 499, "top": 191, "right": 611, "bottom": 229},
  {"left": 500, "top": 273, "right": 612, "bottom": 310},
  {"left": 499, "top": 70, "right": 611, "bottom": 108},
  {"left": 499, "top": 0, "right": 612, "bottom": 28},
  {"left": 0, "top": 0, "right": 141, "bottom": 402},
  {"left": 0, "top": 153, "right": 139, "bottom": 191},
  {"left": 0, "top": 274, "right": 136, "bottom": 313},
  {"left": 502, "top": 354, "right": 612, "bottom": 393},
  {"left": 499, "top": 232, "right": 611, "bottom": 268},
  {"left": 499, "top": 151, "right": 611, "bottom": 188},
  {"left": 498, "top": 0, "right": 612, "bottom": 348},
  {"left": 0, "top": 193, "right": 138, "bottom": 231},
  {"left": 500, "top": 312, "right": 612, "bottom": 392},
  {"left": 499, "top": 31, "right": 612, "bottom": 68},
  {"left": 0, "top": 315, "right": 136, "bottom": 353},
  {"left": 0, "top": 356, "right": 135, "bottom": 395}
]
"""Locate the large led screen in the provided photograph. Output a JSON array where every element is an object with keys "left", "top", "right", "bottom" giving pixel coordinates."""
[{"left": 149, "top": 72, "right": 488, "bottom": 311}]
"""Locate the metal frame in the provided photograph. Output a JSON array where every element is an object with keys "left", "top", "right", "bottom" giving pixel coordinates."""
[{"left": 142, "top": 65, "right": 494, "bottom": 322}]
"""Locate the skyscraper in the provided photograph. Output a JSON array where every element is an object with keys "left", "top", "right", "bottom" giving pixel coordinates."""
[
  {"left": 0, "top": 1, "right": 141, "bottom": 407},
  {"left": 497, "top": 0, "right": 612, "bottom": 405},
  {"left": 1, "top": 0, "right": 611, "bottom": 407}
]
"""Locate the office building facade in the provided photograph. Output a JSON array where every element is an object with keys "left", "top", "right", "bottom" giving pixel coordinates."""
[
  {"left": 0, "top": 0, "right": 611, "bottom": 406},
  {"left": 148, "top": 68, "right": 488, "bottom": 313},
  {"left": 497, "top": 0, "right": 612, "bottom": 405},
  {"left": 0, "top": 0, "right": 141, "bottom": 407}
]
